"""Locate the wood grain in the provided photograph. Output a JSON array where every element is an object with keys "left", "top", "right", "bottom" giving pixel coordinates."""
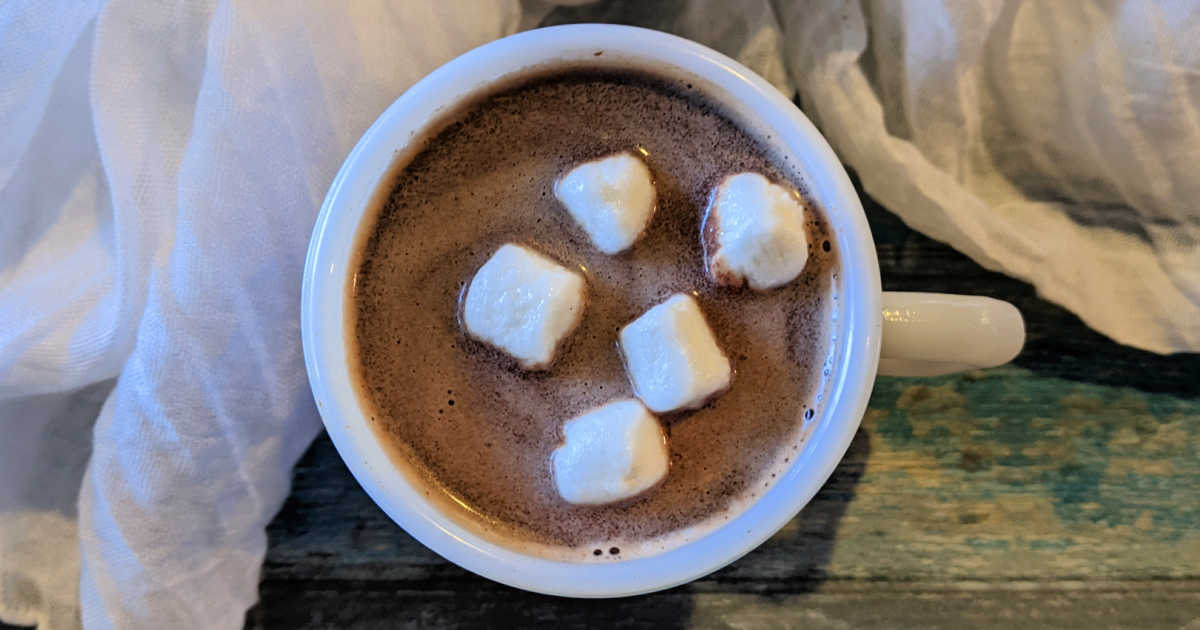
[{"left": 247, "top": 177, "right": 1200, "bottom": 629}]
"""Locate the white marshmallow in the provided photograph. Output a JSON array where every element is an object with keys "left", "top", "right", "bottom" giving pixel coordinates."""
[
  {"left": 551, "top": 399, "right": 669, "bottom": 505},
  {"left": 619, "top": 294, "right": 732, "bottom": 414},
  {"left": 554, "top": 152, "right": 656, "bottom": 255},
  {"left": 462, "top": 243, "right": 586, "bottom": 369},
  {"left": 705, "top": 172, "right": 810, "bottom": 290}
]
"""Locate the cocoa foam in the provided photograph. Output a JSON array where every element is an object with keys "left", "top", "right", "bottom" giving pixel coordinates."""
[{"left": 346, "top": 66, "right": 839, "bottom": 560}]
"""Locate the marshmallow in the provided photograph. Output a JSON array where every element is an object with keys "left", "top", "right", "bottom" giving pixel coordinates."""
[
  {"left": 704, "top": 172, "right": 810, "bottom": 290},
  {"left": 551, "top": 399, "right": 669, "bottom": 505},
  {"left": 462, "top": 243, "right": 586, "bottom": 369},
  {"left": 554, "top": 152, "right": 656, "bottom": 255},
  {"left": 619, "top": 294, "right": 732, "bottom": 413}
]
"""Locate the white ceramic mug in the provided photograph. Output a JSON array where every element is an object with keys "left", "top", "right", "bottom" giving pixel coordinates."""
[{"left": 301, "top": 24, "right": 1025, "bottom": 598}]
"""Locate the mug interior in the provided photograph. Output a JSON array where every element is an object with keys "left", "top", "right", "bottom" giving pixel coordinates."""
[{"left": 301, "top": 24, "right": 882, "bottom": 597}]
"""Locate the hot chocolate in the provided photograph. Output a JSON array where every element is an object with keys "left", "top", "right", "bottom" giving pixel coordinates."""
[{"left": 347, "top": 65, "right": 838, "bottom": 560}]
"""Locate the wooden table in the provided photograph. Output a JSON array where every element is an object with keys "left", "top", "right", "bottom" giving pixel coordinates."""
[{"left": 245, "top": 178, "right": 1200, "bottom": 629}]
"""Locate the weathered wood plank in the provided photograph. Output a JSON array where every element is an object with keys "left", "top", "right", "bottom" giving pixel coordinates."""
[
  {"left": 258, "top": 380, "right": 1200, "bottom": 586},
  {"left": 816, "top": 370, "right": 1199, "bottom": 581},
  {"left": 247, "top": 582, "right": 1200, "bottom": 629}
]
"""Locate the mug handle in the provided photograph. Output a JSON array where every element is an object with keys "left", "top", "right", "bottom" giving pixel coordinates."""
[{"left": 878, "top": 292, "right": 1025, "bottom": 377}]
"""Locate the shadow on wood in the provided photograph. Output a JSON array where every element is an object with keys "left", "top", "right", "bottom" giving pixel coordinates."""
[{"left": 247, "top": 427, "right": 869, "bottom": 628}]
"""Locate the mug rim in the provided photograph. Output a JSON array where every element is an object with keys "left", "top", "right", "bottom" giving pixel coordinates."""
[{"left": 301, "top": 23, "right": 882, "bottom": 597}]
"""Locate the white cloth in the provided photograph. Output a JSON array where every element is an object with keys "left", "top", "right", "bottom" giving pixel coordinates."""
[
  {"left": 778, "top": 0, "right": 1200, "bottom": 354},
  {"left": 1, "top": 1, "right": 1196, "bottom": 628},
  {"left": 1, "top": 2, "right": 527, "bottom": 627}
]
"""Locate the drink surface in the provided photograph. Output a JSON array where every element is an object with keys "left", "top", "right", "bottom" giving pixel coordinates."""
[{"left": 348, "top": 65, "right": 839, "bottom": 559}]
